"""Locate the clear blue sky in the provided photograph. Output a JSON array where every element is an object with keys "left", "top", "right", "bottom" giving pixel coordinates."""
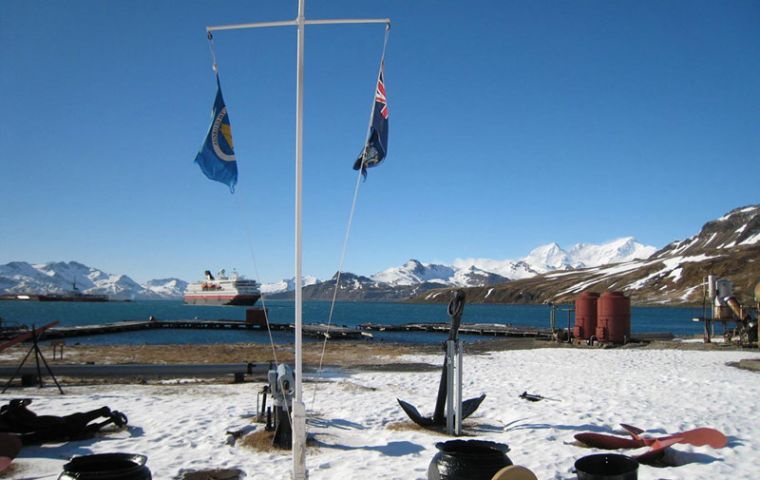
[{"left": 1, "top": 1, "right": 758, "bottom": 284}]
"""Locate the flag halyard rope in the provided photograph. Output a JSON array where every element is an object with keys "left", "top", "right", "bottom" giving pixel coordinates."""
[
  {"left": 234, "top": 193, "right": 280, "bottom": 366},
  {"left": 207, "top": 33, "right": 279, "bottom": 365},
  {"left": 309, "top": 166, "right": 364, "bottom": 409},
  {"left": 310, "top": 25, "right": 390, "bottom": 409},
  {"left": 207, "top": 31, "right": 219, "bottom": 76}
]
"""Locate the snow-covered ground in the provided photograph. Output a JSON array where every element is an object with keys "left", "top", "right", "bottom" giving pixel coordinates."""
[{"left": 11, "top": 348, "right": 760, "bottom": 479}]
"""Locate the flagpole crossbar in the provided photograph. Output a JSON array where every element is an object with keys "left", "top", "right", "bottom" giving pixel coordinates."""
[
  {"left": 305, "top": 18, "right": 390, "bottom": 26},
  {"left": 207, "top": 18, "right": 389, "bottom": 33}
]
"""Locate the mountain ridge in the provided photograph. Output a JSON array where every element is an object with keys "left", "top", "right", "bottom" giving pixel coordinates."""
[
  {"left": 414, "top": 205, "right": 760, "bottom": 306},
  {"left": 3, "top": 205, "right": 755, "bottom": 304},
  {"left": 0, "top": 235, "right": 661, "bottom": 301},
  {"left": 264, "top": 236, "right": 656, "bottom": 300}
]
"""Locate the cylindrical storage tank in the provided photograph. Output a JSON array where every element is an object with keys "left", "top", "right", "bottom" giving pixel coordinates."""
[
  {"left": 715, "top": 278, "right": 733, "bottom": 300},
  {"left": 595, "top": 292, "right": 631, "bottom": 344},
  {"left": 574, "top": 292, "right": 600, "bottom": 340},
  {"left": 713, "top": 278, "right": 735, "bottom": 320}
]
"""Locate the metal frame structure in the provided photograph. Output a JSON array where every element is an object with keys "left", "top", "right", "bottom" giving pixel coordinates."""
[
  {"left": 445, "top": 339, "right": 463, "bottom": 435},
  {"left": 207, "top": 2, "right": 389, "bottom": 478}
]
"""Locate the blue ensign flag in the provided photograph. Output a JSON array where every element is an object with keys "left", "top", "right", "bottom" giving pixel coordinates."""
[
  {"left": 354, "top": 62, "right": 388, "bottom": 179},
  {"left": 195, "top": 78, "right": 238, "bottom": 192}
]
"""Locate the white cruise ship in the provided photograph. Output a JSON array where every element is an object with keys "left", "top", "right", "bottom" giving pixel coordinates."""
[{"left": 183, "top": 269, "right": 261, "bottom": 306}]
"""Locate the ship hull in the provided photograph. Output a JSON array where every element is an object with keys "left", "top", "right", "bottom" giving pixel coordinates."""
[
  {"left": 183, "top": 294, "right": 261, "bottom": 306},
  {"left": 0, "top": 294, "right": 109, "bottom": 302},
  {"left": 37, "top": 294, "right": 109, "bottom": 302}
]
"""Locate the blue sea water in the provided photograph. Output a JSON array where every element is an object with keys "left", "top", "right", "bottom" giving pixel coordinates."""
[{"left": 0, "top": 300, "right": 707, "bottom": 345}]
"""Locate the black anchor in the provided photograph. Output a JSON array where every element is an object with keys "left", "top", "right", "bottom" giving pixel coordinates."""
[{"left": 397, "top": 290, "right": 486, "bottom": 428}]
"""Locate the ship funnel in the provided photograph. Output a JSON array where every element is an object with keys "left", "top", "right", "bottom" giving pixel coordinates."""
[{"left": 205, "top": 270, "right": 214, "bottom": 281}]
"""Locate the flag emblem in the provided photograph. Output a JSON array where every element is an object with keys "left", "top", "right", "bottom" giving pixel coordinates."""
[
  {"left": 211, "top": 106, "right": 235, "bottom": 162},
  {"left": 354, "top": 62, "right": 389, "bottom": 178},
  {"left": 375, "top": 69, "right": 388, "bottom": 120},
  {"left": 195, "top": 79, "right": 238, "bottom": 192}
]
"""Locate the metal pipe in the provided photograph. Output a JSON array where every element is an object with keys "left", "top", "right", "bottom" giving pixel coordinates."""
[
  {"left": 292, "top": 2, "right": 307, "bottom": 477},
  {"left": 207, "top": 18, "right": 389, "bottom": 33},
  {"left": 207, "top": 20, "right": 297, "bottom": 32},
  {"left": 446, "top": 340, "right": 454, "bottom": 435},
  {"left": 305, "top": 18, "right": 390, "bottom": 26},
  {"left": 455, "top": 341, "right": 463, "bottom": 436}
]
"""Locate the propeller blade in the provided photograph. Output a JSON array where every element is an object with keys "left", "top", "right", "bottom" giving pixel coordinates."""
[
  {"left": 620, "top": 425, "right": 727, "bottom": 449},
  {"left": 574, "top": 432, "right": 643, "bottom": 450},
  {"left": 661, "top": 428, "right": 727, "bottom": 449},
  {"left": 620, "top": 423, "right": 644, "bottom": 441}
]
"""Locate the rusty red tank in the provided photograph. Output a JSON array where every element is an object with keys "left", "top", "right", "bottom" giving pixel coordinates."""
[
  {"left": 573, "top": 292, "right": 599, "bottom": 339},
  {"left": 595, "top": 291, "right": 631, "bottom": 343}
]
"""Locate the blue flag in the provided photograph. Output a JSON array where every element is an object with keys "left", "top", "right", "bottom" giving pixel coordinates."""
[
  {"left": 354, "top": 62, "right": 388, "bottom": 179},
  {"left": 195, "top": 78, "right": 238, "bottom": 192}
]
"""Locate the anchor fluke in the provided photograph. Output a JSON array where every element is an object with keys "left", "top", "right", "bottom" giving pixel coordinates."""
[
  {"left": 397, "top": 393, "right": 486, "bottom": 429},
  {"left": 461, "top": 394, "right": 487, "bottom": 419},
  {"left": 397, "top": 398, "right": 436, "bottom": 428}
]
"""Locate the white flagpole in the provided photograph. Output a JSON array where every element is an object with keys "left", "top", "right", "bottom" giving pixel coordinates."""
[
  {"left": 292, "top": 1, "right": 307, "bottom": 479},
  {"left": 206, "top": 4, "right": 390, "bottom": 478}
]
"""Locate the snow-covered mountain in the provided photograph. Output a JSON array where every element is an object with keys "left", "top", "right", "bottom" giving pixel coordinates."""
[
  {"left": 0, "top": 238, "right": 657, "bottom": 301},
  {"left": 652, "top": 205, "right": 760, "bottom": 258},
  {"left": 567, "top": 237, "right": 657, "bottom": 268},
  {"left": 419, "top": 205, "right": 760, "bottom": 305},
  {"left": 454, "top": 237, "right": 656, "bottom": 278},
  {"left": 260, "top": 276, "right": 321, "bottom": 295},
  {"left": 143, "top": 278, "right": 188, "bottom": 298},
  {"left": 372, "top": 260, "right": 452, "bottom": 286},
  {"left": 0, "top": 261, "right": 182, "bottom": 300},
  {"left": 271, "top": 238, "right": 654, "bottom": 301},
  {"left": 523, "top": 243, "right": 573, "bottom": 272},
  {"left": 371, "top": 259, "right": 509, "bottom": 288}
]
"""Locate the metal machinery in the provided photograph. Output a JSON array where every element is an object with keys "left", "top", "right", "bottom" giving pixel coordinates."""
[
  {"left": 258, "top": 363, "right": 295, "bottom": 448},
  {"left": 707, "top": 275, "right": 758, "bottom": 346},
  {"left": 397, "top": 290, "right": 486, "bottom": 435}
]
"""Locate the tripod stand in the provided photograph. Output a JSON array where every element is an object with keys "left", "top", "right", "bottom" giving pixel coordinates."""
[{"left": 2, "top": 324, "right": 63, "bottom": 394}]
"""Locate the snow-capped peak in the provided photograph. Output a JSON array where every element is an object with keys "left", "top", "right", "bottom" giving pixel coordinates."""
[
  {"left": 566, "top": 237, "right": 656, "bottom": 268},
  {"left": 372, "top": 259, "right": 454, "bottom": 286},
  {"left": 523, "top": 242, "right": 572, "bottom": 272},
  {"left": 454, "top": 237, "right": 655, "bottom": 279},
  {"left": 0, "top": 261, "right": 179, "bottom": 300},
  {"left": 260, "top": 276, "right": 320, "bottom": 295}
]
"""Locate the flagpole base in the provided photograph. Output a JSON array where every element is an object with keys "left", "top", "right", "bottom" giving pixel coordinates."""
[{"left": 291, "top": 400, "right": 308, "bottom": 480}]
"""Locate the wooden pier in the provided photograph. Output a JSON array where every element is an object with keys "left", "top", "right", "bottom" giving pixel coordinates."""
[
  {"left": 38, "top": 319, "right": 368, "bottom": 341},
  {"left": 25, "top": 319, "right": 553, "bottom": 342},
  {"left": 360, "top": 322, "right": 553, "bottom": 339}
]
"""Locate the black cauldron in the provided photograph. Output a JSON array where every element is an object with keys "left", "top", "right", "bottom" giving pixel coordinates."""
[
  {"left": 575, "top": 453, "right": 638, "bottom": 480},
  {"left": 428, "top": 439, "right": 512, "bottom": 480},
  {"left": 58, "top": 453, "right": 151, "bottom": 480}
]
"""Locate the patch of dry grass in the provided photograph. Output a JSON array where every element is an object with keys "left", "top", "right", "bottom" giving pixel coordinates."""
[
  {"left": 5, "top": 341, "right": 440, "bottom": 368},
  {"left": 239, "top": 428, "right": 321, "bottom": 452},
  {"left": 239, "top": 429, "right": 285, "bottom": 452}
]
